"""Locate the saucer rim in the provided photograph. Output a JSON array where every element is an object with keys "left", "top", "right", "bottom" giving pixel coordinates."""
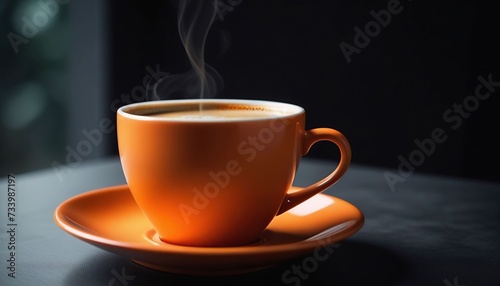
[
  {"left": 54, "top": 184, "right": 364, "bottom": 274},
  {"left": 55, "top": 184, "right": 363, "bottom": 253}
]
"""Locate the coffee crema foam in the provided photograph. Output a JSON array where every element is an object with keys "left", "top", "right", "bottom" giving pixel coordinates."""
[{"left": 147, "top": 108, "right": 286, "bottom": 120}]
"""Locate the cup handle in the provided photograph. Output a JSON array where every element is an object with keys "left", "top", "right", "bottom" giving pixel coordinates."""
[{"left": 277, "top": 128, "right": 352, "bottom": 215}]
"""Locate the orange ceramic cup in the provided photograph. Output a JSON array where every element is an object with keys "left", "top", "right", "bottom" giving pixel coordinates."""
[{"left": 117, "top": 99, "right": 351, "bottom": 247}]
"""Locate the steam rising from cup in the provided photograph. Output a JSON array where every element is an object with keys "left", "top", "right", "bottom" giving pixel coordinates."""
[{"left": 148, "top": 0, "right": 224, "bottom": 102}]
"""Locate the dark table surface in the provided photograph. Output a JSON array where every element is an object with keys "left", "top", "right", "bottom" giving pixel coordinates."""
[{"left": 1, "top": 157, "right": 499, "bottom": 286}]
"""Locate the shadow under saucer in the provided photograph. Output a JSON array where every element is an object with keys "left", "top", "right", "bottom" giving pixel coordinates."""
[{"left": 63, "top": 239, "right": 409, "bottom": 286}]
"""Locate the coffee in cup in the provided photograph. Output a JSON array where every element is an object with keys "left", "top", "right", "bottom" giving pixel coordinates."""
[{"left": 117, "top": 99, "right": 351, "bottom": 247}]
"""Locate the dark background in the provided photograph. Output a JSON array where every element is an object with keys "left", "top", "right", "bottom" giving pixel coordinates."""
[{"left": 106, "top": 0, "right": 499, "bottom": 182}]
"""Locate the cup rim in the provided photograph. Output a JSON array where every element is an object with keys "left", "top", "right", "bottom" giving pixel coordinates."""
[{"left": 117, "top": 99, "right": 305, "bottom": 122}]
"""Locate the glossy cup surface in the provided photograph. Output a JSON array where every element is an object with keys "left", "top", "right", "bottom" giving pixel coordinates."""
[{"left": 117, "top": 99, "right": 350, "bottom": 247}]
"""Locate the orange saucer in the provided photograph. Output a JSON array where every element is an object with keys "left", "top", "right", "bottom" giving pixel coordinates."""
[{"left": 54, "top": 185, "right": 364, "bottom": 276}]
